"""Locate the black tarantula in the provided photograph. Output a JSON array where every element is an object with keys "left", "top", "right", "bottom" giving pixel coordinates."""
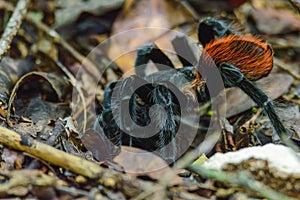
[{"left": 96, "top": 17, "right": 297, "bottom": 162}]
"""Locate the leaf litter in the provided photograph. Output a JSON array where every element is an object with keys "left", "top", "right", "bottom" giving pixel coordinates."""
[{"left": 0, "top": 0, "right": 299, "bottom": 199}]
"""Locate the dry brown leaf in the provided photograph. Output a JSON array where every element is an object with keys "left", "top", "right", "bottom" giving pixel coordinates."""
[
  {"left": 1, "top": 149, "right": 24, "bottom": 169},
  {"left": 54, "top": 0, "right": 124, "bottom": 29},
  {"left": 108, "top": 0, "right": 195, "bottom": 72},
  {"left": 249, "top": 8, "right": 300, "bottom": 35},
  {"left": 187, "top": 0, "right": 248, "bottom": 13},
  {"left": 0, "top": 57, "right": 34, "bottom": 109},
  {"left": 81, "top": 129, "right": 119, "bottom": 162},
  {"left": 114, "top": 146, "right": 183, "bottom": 185}
]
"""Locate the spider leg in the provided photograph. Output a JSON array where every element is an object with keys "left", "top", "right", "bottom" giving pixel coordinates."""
[
  {"left": 147, "top": 83, "right": 181, "bottom": 162},
  {"left": 134, "top": 42, "right": 174, "bottom": 77},
  {"left": 171, "top": 34, "right": 197, "bottom": 66},
  {"left": 95, "top": 81, "right": 122, "bottom": 145},
  {"left": 111, "top": 75, "right": 153, "bottom": 137},
  {"left": 198, "top": 17, "right": 236, "bottom": 47},
  {"left": 121, "top": 79, "right": 184, "bottom": 163},
  {"left": 118, "top": 75, "right": 154, "bottom": 128},
  {"left": 97, "top": 75, "right": 153, "bottom": 146},
  {"left": 102, "top": 81, "right": 117, "bottom": 109},
  {"left": 218, "top": 62, "right": 291, "bottom": 143},
  {"left": 112, "top": 76, "right": 182, "bottom": 163}
]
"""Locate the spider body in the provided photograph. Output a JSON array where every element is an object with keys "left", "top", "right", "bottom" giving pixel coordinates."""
[
  {"left": 202, "top": 35, "right": 273, "bottom": 82},
  {"left": 98, "top": 66, "right": 200, "bottom": 154},
  {"left": 96, "top": 17, "right": 296, "bottom": 162}
]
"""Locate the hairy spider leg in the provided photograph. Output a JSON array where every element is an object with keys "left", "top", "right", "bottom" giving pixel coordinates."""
[
  {"left": 134, "top": 37, "right": 198, "bottom": 74},
  {"left": 97, "top": 81, "right": 122, "bottom": 145},
  {"left": 134, "top": 36, "right": 206, "bottom": 102},
  {"left": 118, "top": 75, "right": 153, "bottom": 129},
  {"left": 198, "top": 17, "right": 236, "bottom": 47},
  {"left": 198, "top": 18, "right": 293, "bottom": 144},
  {"left": 100, "top": 75, "right": 154, "bottom": 146},
  {"left": 98, "top": 72, "right": 184, "bottom": 158},
  {"left": 134, "top": 42, "right": 174, "bottom": 77},
  {"left": 148, "top": 82, "right": 182, "bottom": 162},
  {"left": 171, "top": 34, "right": 197, "bottom": 67},
  {"left": 102, "top": 82, "right": 116, "bottom": 108},
  {"left": 218, "top": 62, "right": 291, "bottom": 141}
]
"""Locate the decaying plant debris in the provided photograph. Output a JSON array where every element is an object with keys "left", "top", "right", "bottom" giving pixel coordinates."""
[{"left": 0, "top": 0, "right": 299, "bottom": 199}]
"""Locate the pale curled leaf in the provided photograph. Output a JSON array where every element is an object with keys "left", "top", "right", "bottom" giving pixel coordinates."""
[
  {"left": 7, "top": 71, "right": 71, "bottom": 122},
  {"left": 54, "top": 0, "right": 124, "bottom": 29},
  {"left": 0, "top": 57, "right": 34, "bottom": 109}
]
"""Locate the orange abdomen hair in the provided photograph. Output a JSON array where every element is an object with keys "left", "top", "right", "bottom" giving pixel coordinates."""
[{"left": 201, "top": 35, "right": 274, "bottom": 81}]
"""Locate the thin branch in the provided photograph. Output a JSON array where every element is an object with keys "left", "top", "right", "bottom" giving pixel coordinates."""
[
  {"left": 0, "top": 1, "right": 92, "bottom": 72},
  {"left": 274, "top": 57, "right": 300, "bottom": 80},
  {"left": 24, "top": 13, "right": 101, "bottom": 81},
  {"left": 188, "top": 164, "right": 296, "bottom": 200},
  {"left": 0, "top": 125, "right": 103, "bottom": 178},
  {"left": 56, "top": 61, "right": 87, "bottom": 133},
  {"left": 0, "top": 126, "right": 148, "bottom": 197},
  {"left": 0, "top": 0, "right": 31, "bottom": 61},
  {"left": 288, "top": 0, "right": 300, "bottom": 13},
  {"left": 133, "top": 124, "right": 222, "bottom": 200},
  {"left": 0, "top": 170, "right": 57, "bottom": 193}
]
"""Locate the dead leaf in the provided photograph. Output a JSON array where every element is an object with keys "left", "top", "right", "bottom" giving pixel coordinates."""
[
  {"left": 108, "top": 0, "right": 195, "bottom": 72},
  {"left": 7, "top": 70, "right": 71, "bottom": 124},
  {"left": 114, "top": 146, "right": 183, "bottom": 184},
  {"left": 187, "top": 0, "right": 248, "bottom": 13},
  {"left": 64, "top": 116, "right": 80, "bottom": 137},
  {"left": 12, "top": 97, "right": 70, "bottom": 139},
  {"left": 257, "top": 105, "right": 300, "bottom": 141},
  {"left": 249, "top": 8, "right": 300, "bottom": 35},
  {"left": 1, "top": 149, "right": 24, "bottom": 169},
  {"left": 8, "top": 71, "right": 71, "bottom": 107},
  {"left": 31, "top": 186, "right": 57, "bottom": 200},
  {"left": 81, "top": 129, "right": 119, "bottom": 161},
  {"left": 0, "top": 57, "right": 35, "bottom": 109},
  {"left": 54, "top": 0, "right": 124, "bottom": 29}
]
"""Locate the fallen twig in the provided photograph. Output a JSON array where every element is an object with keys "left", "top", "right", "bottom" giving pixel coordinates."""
[
  {"left": 0, "top": 170, "right": 57, "bottom": 194},
  {"left": 0, "top": 126, "right": 103, "bottom": 178},
  {"left": 288, "top": 0, "right": 300, "bottom": 13},
  {"left": 24, "top": 13, "right": 101, "bottom": 81},
  {"left": 0, "top": 126, "right": 149, "bottom": 197},
  {"left": 274, "top": 57, "right": 300, "bottom": 80},
  {"left": 0, "top": 0, "right": 31, "bottom": 61},
  {"left": 188, "top": 164, "right": 296, "bottom": 200}
]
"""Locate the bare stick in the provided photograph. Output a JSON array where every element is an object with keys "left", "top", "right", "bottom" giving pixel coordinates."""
[
  {"left": 24, "top": 14, "right": 101, "bottom": 80},
  {"left": 0, "top": 170, "right": 57, "bottom": 193},
  {"left": 0, "top": 125, "right": 148, "bottom": 198},
  {"left": 188, "top": 164, "right": 296, "bottom": 200},
  {"left": 0, "top": 0, "right": 31, "bottom": 60},
  {"left": 288, "top": 0, "right": 300, "bottom": 13},
  {"left": 274, "top": 57, "right": 300, "bottom": 80},
  {"left": 0, "top": 126, "right": 103, "bottom": 178}
]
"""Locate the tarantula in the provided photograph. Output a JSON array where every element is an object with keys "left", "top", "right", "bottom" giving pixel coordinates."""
[{"left": 96, "top": 17, "right": 296, "bottom": 162}]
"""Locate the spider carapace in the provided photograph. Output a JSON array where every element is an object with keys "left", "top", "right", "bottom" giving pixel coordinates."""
[{"left": 96, "top": 17, "right": 297, "bottom": 162}]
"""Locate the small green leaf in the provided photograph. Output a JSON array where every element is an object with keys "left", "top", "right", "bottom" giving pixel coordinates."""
[
  {"left": 190, "top": 153, "right": 208, "bottom": 167},
  {"left": 207, "top": 110, "right": 214, "bottom": 116}
]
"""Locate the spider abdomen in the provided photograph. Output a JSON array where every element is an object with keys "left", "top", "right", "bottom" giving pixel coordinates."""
[{"left": 201, "top": 35, "right": 274, "bottom": 81}]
